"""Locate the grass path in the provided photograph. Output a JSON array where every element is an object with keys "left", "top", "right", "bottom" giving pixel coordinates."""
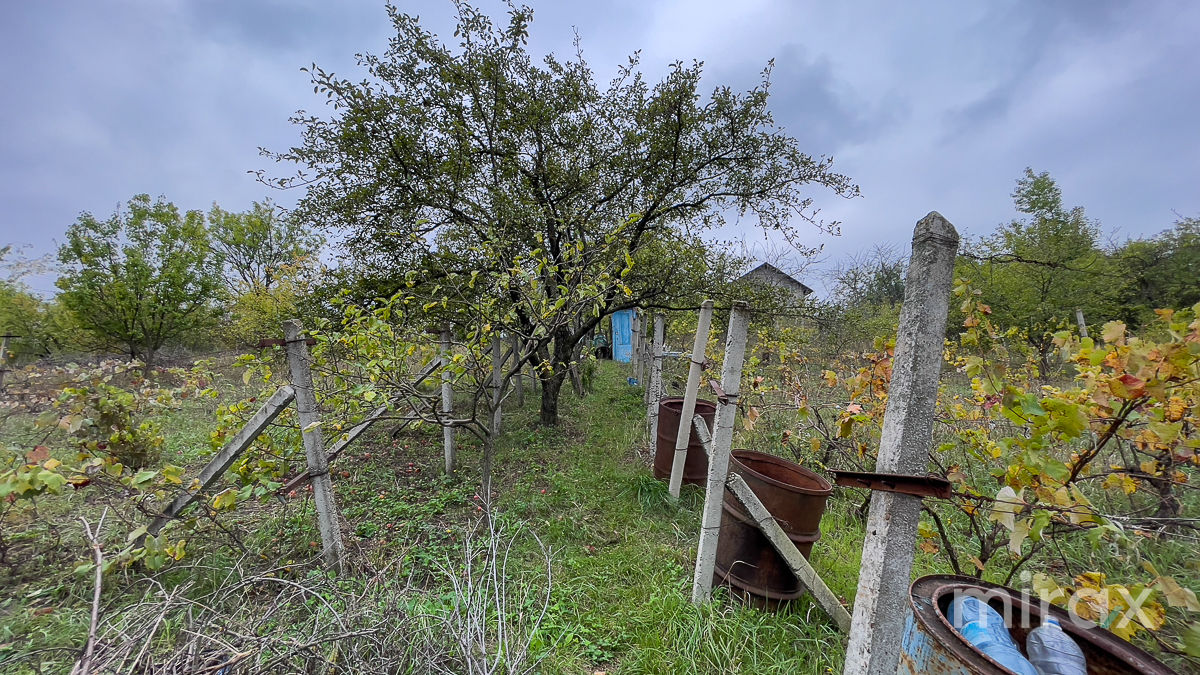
[{"left": 486, "top": 361, "right": 860, "bottom": 673}]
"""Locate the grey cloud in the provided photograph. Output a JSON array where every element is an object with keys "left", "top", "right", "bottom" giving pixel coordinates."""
[{"left": 1, "top": 0, "right": 1198, "bottom": 298}]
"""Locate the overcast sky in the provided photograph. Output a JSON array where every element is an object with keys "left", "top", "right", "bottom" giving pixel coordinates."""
[{"left": 2, "top": 0, "right": 1197, "bottom": 296}]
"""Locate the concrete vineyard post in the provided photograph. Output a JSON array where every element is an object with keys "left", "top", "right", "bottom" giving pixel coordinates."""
[
  {"left": 691, "top": 301, "right": 750, "bottom": 603},
  {"left": 647, "top": 314, "right": 665, "bottom": 442},
  {"left": 843, "top": 213, "right": 959, "bottom": 675},
  {"left": 512, "top": 332, "right": 524, "bottom": 407},
  {"left": 441, "top": 327, "right": 456, "bottom": 474},
  {"left": 283, "top": 319, "right": 346, "bottom": 572},
  {"left": 0, "top": 335, "right": 9, "bottom": 390},
  {"left": 148, "top": 385, "right": 296, "bottom": 537},
  {"left": 669, "top": 300, "right": 714, "bottom": 498},
  {"left": 631, "top": 312, "right": 642, "bottom": 383}
]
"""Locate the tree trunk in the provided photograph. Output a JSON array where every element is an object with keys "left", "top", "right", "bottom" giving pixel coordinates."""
[
  {"left": 1152, "top": 469, "right": 1181, "bottom": 520},
  {"left": 537, "top": 327, "right": 576, "bottom": 426},
  {"left": 539, "top": 370, "right": 566, "bottom": 426}
]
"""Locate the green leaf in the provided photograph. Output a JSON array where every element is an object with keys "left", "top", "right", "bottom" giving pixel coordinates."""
[
  {"left": 126, "top": 525, "right": 148, "bottom": 543},
  {"left": 1182, "top": 622, "right": 1200, "bottom": 658},
  {"left": 37, "top": 470, "right": 67, "bottom": 494}
]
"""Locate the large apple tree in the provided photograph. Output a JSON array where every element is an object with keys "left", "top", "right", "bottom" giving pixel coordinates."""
[{"left": 266, "top": 2, "right": 858, "bottom": 425}]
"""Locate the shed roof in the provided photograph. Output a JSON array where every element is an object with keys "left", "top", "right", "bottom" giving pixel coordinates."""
[{"left": 737, "top": 262, "right": 814, "bottom": 297}]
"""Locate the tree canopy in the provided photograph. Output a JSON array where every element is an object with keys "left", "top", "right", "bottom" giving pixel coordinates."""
[
  {"left": 56, "top": 194, "right": 223, "bottom": 368},
  {"left": 958, "top": 168, "right": 1111, "bottom": 366},
  {"left": 268, "top": 2, "right": 858, "bottom": 424},
  {"left": 1112, "top": 216, "right": 1200, "bottom": 327},
  {"left": 208, "top": 200, "right": 323, "bottom": 292}
]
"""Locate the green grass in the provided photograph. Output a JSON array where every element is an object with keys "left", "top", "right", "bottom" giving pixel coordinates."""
[
  {"left": 474, "top": 362, "right": 860, "bottom": 673},
  {"left": 4, "top": 356, "right": 1194, "bottom": 672}
]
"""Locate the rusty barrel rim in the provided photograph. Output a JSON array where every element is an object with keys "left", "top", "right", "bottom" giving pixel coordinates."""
[
  {"left": 909, "top": 574, "right": 1178, "bottom": 675},
  {"left": 653, "top": 397, "right": 717, "bottom": 484},
  {"left": 730, "top": 450, "right": 833, "bottom": 496},
  {"left": 657, "top": 396, "right": 718, "bottom": 417}
]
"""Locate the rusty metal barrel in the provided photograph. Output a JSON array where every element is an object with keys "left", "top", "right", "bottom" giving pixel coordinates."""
[
  {"left": 653, "top": 397, "right": 717, "bottom": 485},
  {"left": 902, "top": 575, "right": 1177, "bottom": 674},
  {"left": 713, "top": 450, "right": 833, "bottom": 602}
]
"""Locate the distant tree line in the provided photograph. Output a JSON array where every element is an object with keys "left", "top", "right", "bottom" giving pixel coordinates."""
[
  {"left": 0, "top": 196, "right": 323, "bottom": 370},
  {"left": 812, "top": 168, "right": 1199, "bottom": 367}
]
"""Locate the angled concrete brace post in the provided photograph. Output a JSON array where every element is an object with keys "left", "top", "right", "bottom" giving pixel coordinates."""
[
  {"left": 284, "top": 319, "right": 346, "bottom": 572},
  {"left": 843, "top": 213, "right": 958, "bottom": 675},
  {"left": 441, "top": 327, "right": 456, "bottom": 474},
  {"left": 669, "top": 300, "right": 714, "bottom": 498},
  {"left": 687, "top": 412, "right": 850, "bottom": 629},
  {"left": 726, "top": 474, "right": 853, "bottom": 631},
  {"left": 646, "top": 314, "right": 665, "bottom": 441},
  {"left": 691, "top": 301, "right": 750, "bottom": 603},
  {"left": 148, "top": 385, "right": 296, "bottom": 536}
]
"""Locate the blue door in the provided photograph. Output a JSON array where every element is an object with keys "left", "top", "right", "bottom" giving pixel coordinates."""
[{"left": 611, "top": 309, "right": 633, "bottom": 362}]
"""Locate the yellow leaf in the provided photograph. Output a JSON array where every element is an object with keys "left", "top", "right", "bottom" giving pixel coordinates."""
[
  {"left": 1053, "top": 486, "right": 1073, "bottom": 507},
  {"left": 211, "top": 488, "right": 237, "bottom": 511},
  {"left": 1133, "top": 598, "right": 1166, "bottom": 631},
  {"left": 42, "top": 458, "right": 61, "bottom": 471},
  {"left": 1121, "top": 474, "right": 1139, "bottom": 495},
  {"left": 1009, "top": 518, "right": 1031, "bottom": 555},
  {"left": 742, "top": 406, "right": 760, "bottom": 431},
  {"left": 1032, "top": 573, "right": 1067, "bottom": 604},
  {"left": 1154, "top": 576, "right": 1200, "bottom": 612},
  {"left": 989, "top": 486, "right": 1022, "bottom": 531},
  {"left": 1101, "top": 321, "right": 1127, "bottom": 344}
]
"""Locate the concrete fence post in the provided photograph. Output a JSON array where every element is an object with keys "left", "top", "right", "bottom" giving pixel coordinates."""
[
  {"left": 283, "top": 319, "right": 346, "bottom": 572},
  {"left": 669, "top": 300, "right": 714, "bottom": 498},
  {"left": 512, "top": 332, "right": 524, "bottom": 407},
  {"left": 441, "top": 327, "right": 456, "bottom": 475},
  {"left": 843, "top": 212, "right": 959, "bottom": 675},
  {"left": 1075, "top": 308, "right": 1089, "bottom": 339},
  {"left": 646, "top": 314, "right": 666, "bottom": 442},
  {"left": 482, "top": 333, "right": 504, "bottom": 498},
  {"left": 631, "top": 312, "right": 642, "bottom": 383},
  {"left": 691, "top": 301, "right": 751, "bottom": 604},
  {"left": 0, "top": 335, "right": 10, "bottom": 390}
]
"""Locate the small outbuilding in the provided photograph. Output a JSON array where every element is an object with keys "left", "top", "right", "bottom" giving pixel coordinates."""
[{"left": 736, "top": 262, "right": 813, "bottom": 307}]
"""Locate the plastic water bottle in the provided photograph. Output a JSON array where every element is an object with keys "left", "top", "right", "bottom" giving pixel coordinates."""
[
  {"left": 946, "top": 595, "right": 1039, "bottom": 675},
  {"left": 1026, "top": 616, "right": 1087, "bottom": 675}
]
